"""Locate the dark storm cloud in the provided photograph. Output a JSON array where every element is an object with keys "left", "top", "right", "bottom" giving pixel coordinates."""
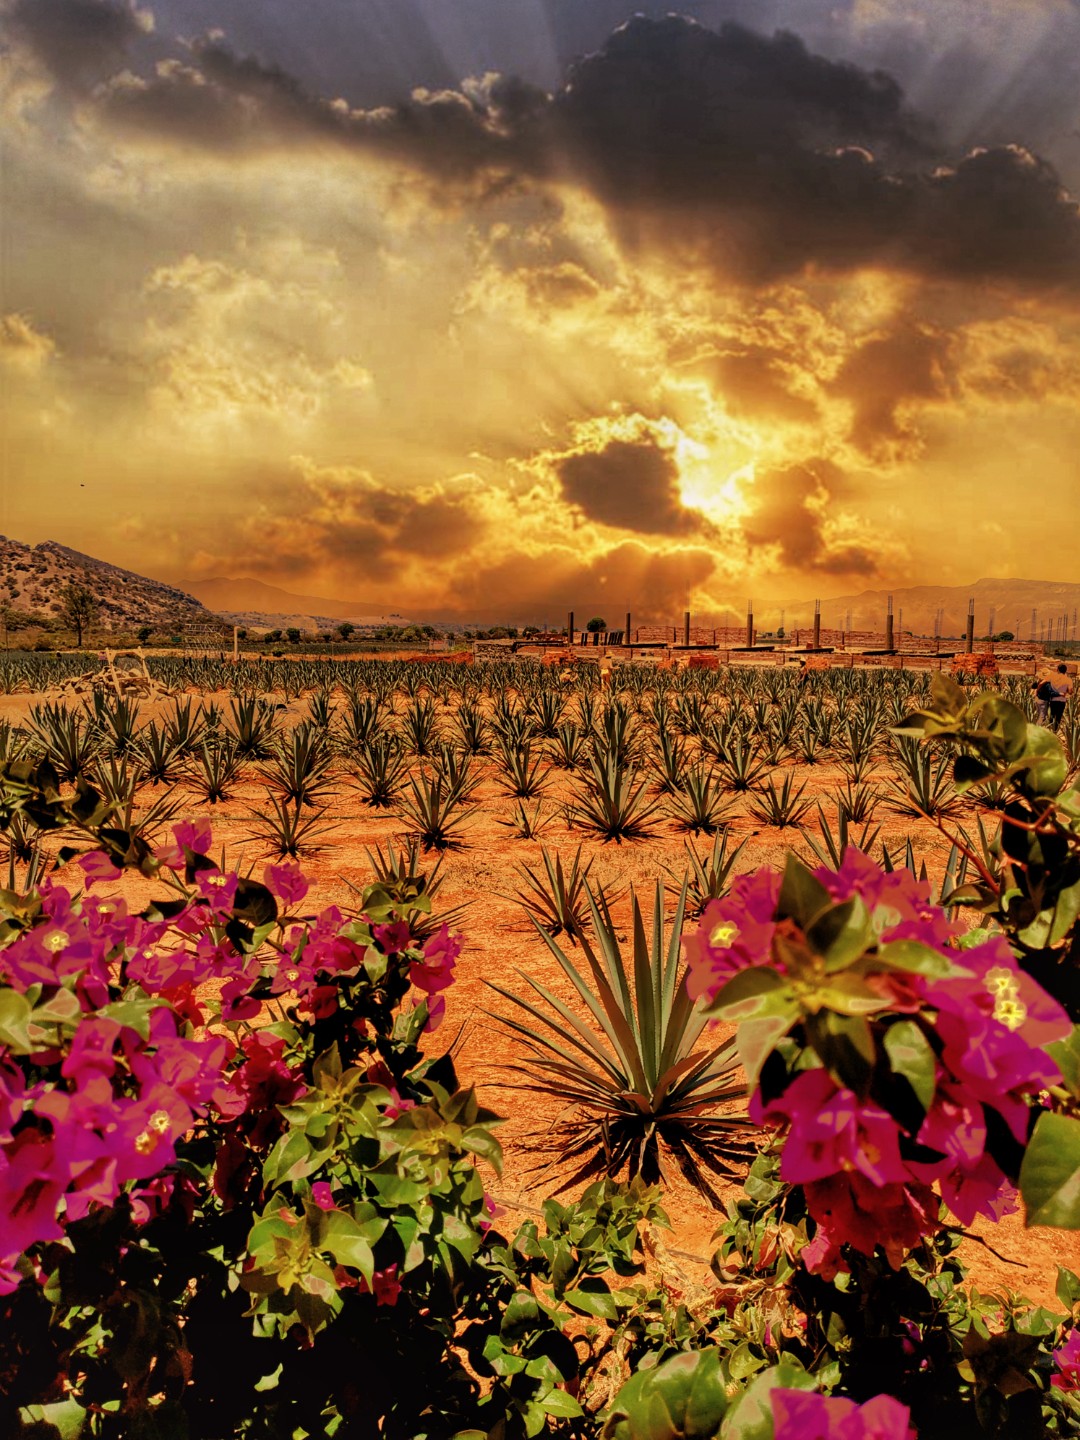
[
  {"left": 830, "top": 325, "right": 953, "bottom": 454},
  {"left": 5, "top": 0, "right": 149, "bottom": 93},
  {"left": 248, "top": 470, "right": 489, "bottom": 584},
  {"left": 555, "top": 437, "right": 705, "bottom": 536},
  {"left": 742, "top": 460, "right": 879, "bottom": 577},
  {"left": 20, "top": 9, "right": 1080, "bottom": 289}
]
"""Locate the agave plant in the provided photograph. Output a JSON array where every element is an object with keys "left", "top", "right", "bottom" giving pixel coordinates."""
[
  {"left": 135, "top": 721, "right": 185, "bottom": 786},
  {"left": 353, "top": 735, "right": 407, "bottom": 808},
  {"left": 259, "top": 722, "right": 334, "bottom": 807},
  {"left": 662, "top": 830, "right": 747, "bottom": 917},
  {"left": 495, "top": 738, "right": 548, "bottom": 799},
  {"left": 802, "top": 802, "right": 882, "bottom": 871},
  {"left": 887, "top": 735, "right": 957, "bottom": 819},
  {"left": 187, "top": 736, "right": 243, "bottom": 804},
  {"left": 549, "top": 721, "right": 587, "bottom": 771},
  {"left": 718, "top": 737, "right": 769, "bottom": 793},
  {"left": 395, "top": 768, "right": 476, "bottom": 851},
  {"left": 246, "top": 794, "right": 338, "bottom": 857},
  {"left": 487, "top": 881, "right": 750, "bottom": 1197},
  {"left": 572, "top": 754, "right": 661, "bottom": 843},
  {"left": 748, "top": 771, "right": 812, "bottom": 829},
  {"left": 28, "top": 702, "right": 98, "bottom": 782},
  {"left": 495, "top": 799, "right": 553, "bottom": 840},
  {"left": 502, "top": 843, "right": 596, "bottom": 943},
  {"left": 665, "top": 765, "right": 737, "bottom": 835}
]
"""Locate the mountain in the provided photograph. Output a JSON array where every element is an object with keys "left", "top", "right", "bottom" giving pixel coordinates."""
[
  {"left": 783, "top": 578, "right": 1080, "bottom": 638},
  {"left": 181, "top": 576, "right": 392, "bottom": 623},
  {"left": 0, "top": 537, "right": 216, "bottom": 631}
]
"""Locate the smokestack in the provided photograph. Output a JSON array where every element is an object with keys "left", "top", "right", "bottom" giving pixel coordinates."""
[
  {"left": 813, "top": 599, "right": 821, "bottom": 651},
  {"left": 746, "top": 599, "right": 754, "bottom": 649},
  {"left": 684, "top": 609, "right": 691, "bottom": 647},
  {"left": 625, "top": 610, "right": 631, "bottom": 646},
  {"left": 966, "top": 598, "right": 975, "bottom": 654},
  {"left": 567, "top": 610, "right": 574, "bottom": 645},
  {"left": 885, "top": 594, "right": 894, "bottom": 651}
]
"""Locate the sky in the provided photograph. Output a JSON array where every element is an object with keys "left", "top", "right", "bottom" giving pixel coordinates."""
[{"left": 2, "top": 0, "right": 1079, "bottom": 623}]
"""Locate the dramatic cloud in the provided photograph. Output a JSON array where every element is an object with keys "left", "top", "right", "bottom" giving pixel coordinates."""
[
  {"left": 741, "top": 459, "right": 895, "bottom": 577},
  {"left": 40, "top": 14, "right": 1080, "bottom": 290},
  {"left": 3, "top": 3, "right": 1079, "bottom": 617},
  {"left": 830, "top": 323, "right": 952, "bottom": 457},
  {"left": 4, "top": 0, "right": 152, "bottom": 94},
  {"left": 553, "top": 429, "right": 706, "bottom": 536}
]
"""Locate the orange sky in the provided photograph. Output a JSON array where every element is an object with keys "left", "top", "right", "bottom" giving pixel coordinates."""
[{"left": 2, "top": 0, "right": 1079, "bottom": 621}]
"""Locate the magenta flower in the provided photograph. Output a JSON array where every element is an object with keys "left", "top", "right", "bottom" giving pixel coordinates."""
[
  {"left": 155, "top": 818, "right": 213, "bottom": 870},
  {"left": 682, "top": 868, "right": 780, "bottom": 1004},
  {"left": 264, "top": 860, "right": 309, "bottom": 907},
  {"left": 77, "top": 850, "right": 121, "bottom": 888},
  {"left": 311, "top": 1181, "right": 336, "bottom": 1211},
  {"left": 409, "top": 924, "right": 461, "bottom": 995},
  {"left": 373, "top": 920, "right": 413, "bottom": 955},
  {"left": 0, "top": 1131, "right": 66, "bottom": 1260},
  {"left": 1052, "top": 1330, "right": 1080, "bottom": 1392},
  {"left": 751, "top": 1071, "right": 906, "bottom": 1188},
  {"left": 772, "top": 1388, "right": 915, "bottom": 1439}
]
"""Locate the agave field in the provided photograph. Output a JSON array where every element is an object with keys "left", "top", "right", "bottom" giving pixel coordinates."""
[{"left": 2, "top": 649, "right": 1080, "bottom": 1438}]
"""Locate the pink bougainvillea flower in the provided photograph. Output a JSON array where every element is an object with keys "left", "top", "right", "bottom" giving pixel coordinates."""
[
  {"left": 0, "top": 1131, "right": 66, "bottom": 1259},
  {"left": 359, "top": 1265, "right": 401, "bottom": 1307},
  {"left": 801, "top": 1171, "right": 939, "bottom": 1276},
  {"left": 372, "top": 921, "right": 413, "bottom": 955},
  {"left": 264, "top": 860, "right": 309, "bottom": 907},
  {"left": 60, "top": 1015, "right": 123, "bottom": 1086},
  {"left": 409, "top": 925, "right": 461, "bottom": 995},
  {"left": 682, "top": 868, "right": 781, "bottom": 1004},
  {"left": 311, "top": 1181, "right": 336, "bottom": 1211},
  {"left": 154, "top": 818, "right": 213, "bottom": 870},
  {"left": 195, "top": 868, "right": 240, "bottom": 912},
  {"left": 771, "top": 1388, "right": 915, "bottom": 1439},
  {"left": 751, "top": 1071, "right": 905, "bottom": 1188},
  {"left": 1051, "top": 1330, "right": 1080, "bottom": 1391},
  {"left": 77, "top": 850, "right": 121, "bottom": 888}
]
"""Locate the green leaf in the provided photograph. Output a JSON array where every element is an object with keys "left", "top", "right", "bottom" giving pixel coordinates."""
[
  {"left": 1047, "top": 1027, "right": 1080, "bottom": 1098},
  {"left": 564, "top": 1278, "right": 619, "bottom": 1321},
  {"left": 539, "top": 1387, "right": 584, "bottom": 1419},
  {"left": 1020, "top": 1112, "right": 1080, "bottom": 1227},
  {"left": 0, "top": 989, "right": 32, "bottom": 1050},
  {"left": 777, "top": 853, "right": 832, "bottom": 930},
  {"left": 1056, "top": 1265, "right": 1080, "bottom": 1309},
  {"left": 722, "top": 1356, "right": 816, "bottom": 1440},
  {"left": 884, "top": 1020, "right": 937, "bottom": 1113}
]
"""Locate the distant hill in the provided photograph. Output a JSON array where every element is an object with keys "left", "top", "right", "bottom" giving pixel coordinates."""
[
  {"left": 785, "top": 578, "right": 1080, "bottom": 638},
  {"left": 0, "top": 536, "right": 216, "bottom": 631},
  {"left": 182, "top": 576, "right": 392, "bottom": 624}
]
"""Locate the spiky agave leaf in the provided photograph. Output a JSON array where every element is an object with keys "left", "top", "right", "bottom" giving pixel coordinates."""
[{"left": 486, "top": 879, "right": 750, "bottom": 1200}]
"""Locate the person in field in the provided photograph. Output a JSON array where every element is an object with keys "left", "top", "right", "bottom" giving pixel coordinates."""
[{"left": 1047, "top": 664, "right": 1073, "bottom": 732}]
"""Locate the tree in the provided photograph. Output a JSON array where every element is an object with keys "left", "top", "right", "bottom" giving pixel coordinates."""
[
  {"left": 59, "top": 582, "right": 97, "bottom": 648},
  {"left": 336, "top": 622, "right": 355, "bottom": 642},
  {"left": 286, "top": 627, "right": 301, "bottom": 643},
  {"left": 265, "top": 629, "right": 283, "bottom": 643},
  {"left": 995, "top": 630, "right": 1015, "bottom": 641},
  {"left": 585, "top": 616, "right": 607, "bottom": 633},
  {"left": 136, "top": 625, "right": 152, "bottom": 643}
]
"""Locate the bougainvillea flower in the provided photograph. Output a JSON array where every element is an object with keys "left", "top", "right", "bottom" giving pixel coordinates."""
[
  {"left": 771, "top": 1388, "right": 915, "bottom": 1438},
  {"left": 372, "top": 921, "right": 412, "bottom": 955},
  {"left": 77, "top": 850, "right": 121, "bottom": 888},
  {"left": 1052, "top": 1330, "right": 1080, "bottom": 1391},
  {"left": 683, "top": 869, "right": 780, "bottom": 1003},
  {"left": 0, "top": 1131, "right": 66, "bottom": 1258},
  {"left": 751, "top": 1071, "right": 906, "bottom": 1188},
  {"left": 409, "top": 924, "right": 461, "bottom": 995},
  {"left": 358, "top": 1265, "right": 402, "bottom": 1307},
  {"left": 311, "top": 1182, "right": 336, "bottom": 1211},
  {"left": 264, "top": 860, "right": 309, "bottom": 906},
  {"left": 154, "top": 818, "right": 213, "bottom": 870}
]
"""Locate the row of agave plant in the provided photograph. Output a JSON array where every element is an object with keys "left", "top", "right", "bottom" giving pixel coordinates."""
[
  {"left": 1, "top": 669, "right": 1080, "bottom": 1436},
  {"left": 1, "top": 663, "right": 1075, "bottom": 874}
]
